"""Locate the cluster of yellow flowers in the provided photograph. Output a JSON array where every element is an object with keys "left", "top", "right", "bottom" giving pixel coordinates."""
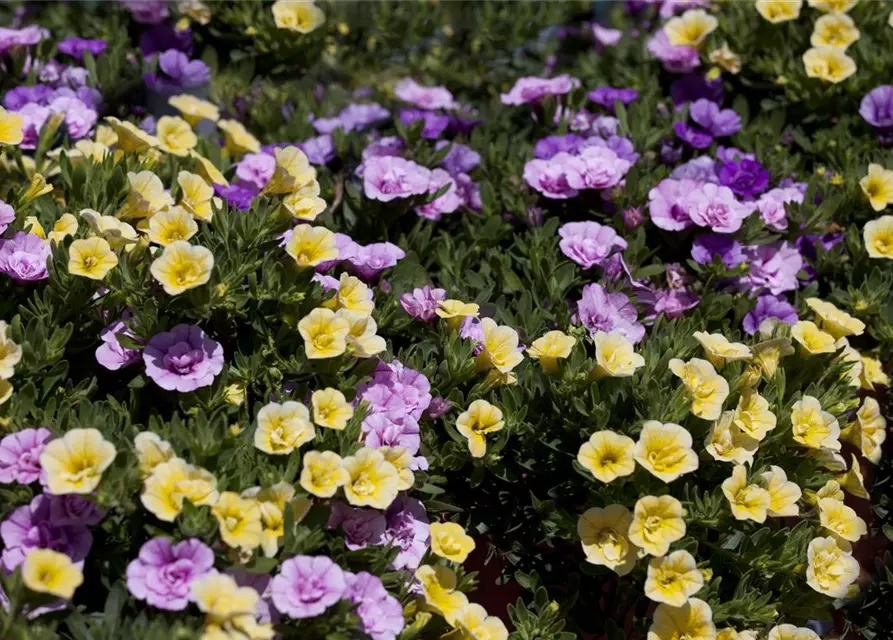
[{"left": 860, "top": 164, "right": 893, "bottom": 260}]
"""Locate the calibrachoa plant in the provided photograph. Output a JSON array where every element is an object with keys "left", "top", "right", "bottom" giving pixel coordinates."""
[{"left": 0, "top": 1, "right": 891, "bottom": 639}]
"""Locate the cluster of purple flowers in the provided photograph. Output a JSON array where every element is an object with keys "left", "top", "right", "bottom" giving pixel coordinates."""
[
  {"left": 313, "top": 102, "right": 391, "bottom": 135},
  {"left": 524, "top": 145, "right": 631, "bottom": 200}
]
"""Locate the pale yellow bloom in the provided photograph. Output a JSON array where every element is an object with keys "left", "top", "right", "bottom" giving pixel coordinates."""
[
  {"left": 272, "top": 0, "right": 326, "bottom": 33},
  {"left": 323, "top": 273, "right": 374, "bottom": 316},
  {"left": 190, "top": 150, "right": 229, "bottom": 187},
  {"left": 644, "top": 550, "right": 704, "bottom": 607},
  {"left": 150, "top": 241, "right": 214, "bottom": 295},
  {"left": 834, "top": 337, "right": 863, "bottom": 388},
  {"left": 342, "top": 447, "right": 400, "bottom": 509},
  {"left": 592, "top": 330, "right": 645, "bottom": 378},
  {"left": 94, "top": 124, "right": 118, "bottom": 147},
  {"left": 791, "top": 320, "right": 836, "bottom": 355},
  {"left": 0, "top": 380, "right": 11, "bottom": 406},
  {"left": 0, "top": 320, "right": 22, "bottom": 380},
  {"left": 751, "top": 337, "right": 794, "bottom": 377},
  {"left": 634, "top": 420, "right": 698, "bottom": 483},
  {"left": 527, "top": 330, "right": 576, "bottom": 373},
  {"left": 147, "top": 206, "right": 199, "bottom": 246},
  {"left": 22, "top": 549, "right": 83, "bottom": 599},
  {"left": 284, "top": 191, "right": 327, "bottom": 221},
  {"left": 436, "top": 299, "right": 480, "bottom": 330},
  {"left": 767, "top": 624, "right": 820, "bottom": 640},
  {"left": 134, "top": 431, "right": 176, "bottom": 479},
  {"left": 0, "top": 106, "right": 24, "bottom": 146},
  {"left": 47, "top": 213, "right": 78, "bottom": 245},
  {"left": 732, "top": 390, "right": 777, "bottom": 441},
  {"left": 415, "top": 565, "right": 467, "bottom": 625},
  {"left": 803, "top": 46, "right": 856, "bottom": 84},
  {"left": 212, "top": 491, "right": 263, "bottom": 550},
  {"left": 339, "top": 310, "right": 386, "bottom": 358},
  {"left": 841, "top": 396, "right": 887, "bottom": 464},
  {"left": 178, "top": 170, "right": 217, "bottom": 221},
  {"left": 286, "top": 225, "right": 338, "bottom": 268},
  {"left": 811, "top": 13, "right": 859, "bottom": 49},
  {"left": 629, "top": 495, "right": 686, "bottom": 557},
  {"left": 578, "top": 430, "right": 636, "bottom": 483},
  {"left": 254, "top": 401, "right": 315, "bottom": 455},
  {"left": 68, "top": 237, "right": 118, "bottom": 280},
  {"left": 860, "top": 164, "right": 893, "bottom": 212},
  {"left": 476, "top": 318, "right": 524, "bottom": 374},
  {"left": 859, "top": 354, "right": 889, "bottom": 389},
  {"left": 791, "top": 395, "right": 840, "bottom": 450},
  {"left": 430, "top": 522, "right": 476, "bottom": 563},
  {"left": 264, "top": 146, "right": 316, "bottom": 195},
  {"left": 156, "top": 116, "right": 198, "bottom": 156},
  {"left": 79, "top": 209, "right": 139, "bottom": 252},
  {"left": 818, "top": 497, "right": 867, "bottom": 541},
  {"left": 664, "top": 9, "right": 717, "bottom": 47},
  {"left": 456, "top": 399, "right": 504, "bottom": 458},
  {"left": 241, "top": 482, "right": 308, "bottom": 557},
  {"left": 836, "top": 453, "right": 869, "bottom": 499},
  {"left": 806, "top": 298, "right": 864, "bottom": 338},
  {"left": 299, "top": 449, "right": 349, "bottom": 498},
  {"left": 808, "top": 0, "right": 857, "bottom": 12},
  {"left": 104, "top": 116, "right": 159, "bottom": 152},
  {"left": 705, "top": 411, "right": 760, "bottom": 465},
  {"left": 577, "top": 504, "right": 640, "bottom": 575},
  {"left": 453, "top": 602, "right": 509, "bottom": 640},
  {"left": 717, "top": 630, "right": 757, "bottom": 640},
  {"left": 380, "top": 446, "right": 414, "bottom": 490},
  {"left": 141, "top": 458, "right": 219, "bottom": 521},
  {"left": 169, "top": 94, "right": 220, "bottom": 125},
  {"left": 20, "top": 173, "right": 53, "bottom": 205},
  {"left": 708, "top": 44, "right": 741, "bottom": 74},
  {"left": 806, "top": 479, "right": 845, "bottom": 506},
  {"left": 311, "top": 388, "right": 353, "bottom": 430},
  {"left": 647, "top": 598, "right": 715, "bottom": 640},
  {"left": 722, "top": 465, "right": 771, "bottom": 522},
  {"left": 863, "top": 215, "right": 893, "bottom": 259},
  {"left": 191, "top": 573, "right": 261, "bottom": 631},
  {"left": 119, "top": 170, "right": 174, "bottom": 220},
  {"left": 39, "top": 428, "right": 117, "bottom": 495},
  {"left": 806, "top": 536, "right": 859, "bottom": 598},
  {"left": 693, "top": 331, "right": 751, "bottom": 368},
  {"left": 668, "top": 357, "right": 729, "bottom": 420},
  {"left": 760, "top": 465, "right": 802, "bottom": 517},
  {"left": 755, "top": 0, "right": 803, "bottom": 23},
  {"left": 298, "top": 308, "right": 350, "bottom": 359},
  {"left": 218, "top": 119, "right": 261, "bottom": 156}
]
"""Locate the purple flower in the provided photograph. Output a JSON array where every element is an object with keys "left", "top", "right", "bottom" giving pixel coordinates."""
[
  {"left": 425, "top": 396, "right": 451, "bottom": 420},
  {"left": 0, "top": 232, "right": 51, "bottom": 282},
  {"left": 327, "top": 504, "right": 387, "bottom": 550},
  {"left": 589, "top": 87, "right": 639, "bottom": 112},
  {"left": 675, "top": 99, "right": 741, "bottom": 148},
  {"left": 523, "top": 155, "right": 579, "bottom": 200},
  {"left": 47, "top": 495, "right": 103, "bottom": 527},
  {"left": 126, "top": 538, "right": 214, "bottom": 611},
  {"left": 362, "top": 414, "right": 421, "bottom": 454},
  {"left": 1, "top": 495, "right": 92, "bottom": 571},
  {"left": 454, "top": 173, "right": 481, "bottom": 210},
  {"left": 143, "top": 325, "right": 224, "bottom": 392},
  {"left": 382, "top": 495, "right": 430, "bottom": 571},
  {"left": 648, "top": 179, "right": 697, "bottom": 231},
  {"left": 622, "top": 206, "right": 645, "bottom": 229},
  {"left": 575, "top": 283, "right": 645, "bottom": 343},
  {"left": 362, "top": 136, "right": 404, "bottom": 162},
  {"left": 670, "top": 156, "right": 718, "bottom": 183},
  {"left": 214, "top": 184, "right": 255, "bottom": 211},
  {"left": 558, "top": 221, "right": 627, "bottom": 269},
  {"left": 860, "top": 86, "right": 893, "bottom": 130},
  {"left": 738, "top": 242, "right": 803, "bottom": 295},
  {"left": 500, "top": 74, "right": 581, "bottom": 105},
  {"left": 123, "top": 1, "right": 169, "bottom": 24},
  {"left": 3, "top": 85, "right": 53, "bottom": 110},
  {"left": 686, "top": 183, "right": 752, "bottom": 233},
  {"left": 647, "top": 31, "right": 700, "bottom": 73},
  {"left": 639, "top": 287, "right": 700, "bottom": 320},
  {"left": 592, "top": 23, "right": 623, "bottom": 47},
  {"left": 416, "top": 168, "right": 464, "bottom": 221},
  {"left": 533, "top": 134, "right": 585, "bottom": 160},
  {"left": 394, "top": 78, "right": 455, "bottom": 110},
  {"left": 743, "top": 295, "right": 799, "bottom": 335},
  {"left": 691, "top": 233, "right": 745, "bottom": 268},
  {"left": 145, "top": 50, "right": 210, "bottom": 92},
  {"left": 235, "top": 152, "right": 276, "bottom": 191},
  {"left": 313, "top": 103, "right": 390, "bottom": 134},
  {"left": 299, "top": 135, "right": 336, "bottom": 165},
  {"left": 754, "top": 187, "right": 803, "bottom": 231},
  {"left": 716, "top": 146, "right": 755, "bottom": 164},
  {"left": 0, "top": 26, "right": 49, "bottom": 55},
  {"left": 436, "top": 141, "right": 480, "bottom": 175},
  {"left": 400, "top": 286, "right": 447, "bottom": 322},
  {"left": 671, "top": 72, "right": 724, "bottom": 106},
  {"left": 718, "top": 159, "right": 769, "bottom": 198},
  {"left": 363, "top": 156, "right": 431, "bottom": 202},
  {"left": 0, "top": 200, "right": 14, "bottom": 235},
  {"left": 314, "top": 233, "right": 358, "bottom": 272},
  {"left": 398, "top": 109, "right": 450, "bottom": 139},
  {"left": 49, "top": 96, "right": 97, "bottom": 140},
  {"left": 271, "top": 556, "right": 346, "bottom": 619},
  {"left": 95, "top": 319, "right": 142, "bottom": 371},
  {"left": 580, "top": 135, "right": 640, "bottom": 165},
  {"left": 16, "top": 103, "right": 50, "bottom": 150},
  {"left": 565, "top": 146, "right": 631, "bottom": 190},
  {"left": 348, "top": 242, "right": 406, "bottom": 280},
  {"left": 357, "top": 360, "right": 432, "bottom": 423},
  {"left": 344, "top": 572, "right": 405, "bottom": 640},
  {"left": 57, "top": 37, "right": 107, "bottom": 61},
  {"left": 140, "top": 23, "right": 193, "bottom": 57},
  {"left": 0, "top": 428, "right": 53, "bottom": 485}
]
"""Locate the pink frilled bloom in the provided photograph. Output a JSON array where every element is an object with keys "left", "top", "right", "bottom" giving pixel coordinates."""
[
  {"left": 0, "top": 232, "right": 51, "bottom": 282},
  {"left": 16, "top": 103, "right": 50, "bottom": 150},
  {"left": 123, "top": 0, "right": 169, "bottom": 24},
  {"left": 363, "top": 156, "right": 431, "bottom": 202},
  {"left": 0, "top": 25, "right": 49, "bottom": 56},
  {"left": 738, "top": 242, "right": 803, "bottom": 295},
  {"left": 648, "top": 178, "right": 698, "bottom": 231},
  {"left": 500, "top": 74, "right": 581, "bottom": 106},
  {"left": 523, "top": 154, "right": 579, "bottom": 200},
  {"left": 646, "top": 31, "right": 700, "bottom": 73},
  {"left": 48, "top": 96, "right": 96, "bottom": 140},
  {"left": 362, "top": 413, "right": 421, "bottom": 455},
  {"left": 558, "top": 221, "right": 627, "bottom": 269},
  {"left": 271, "top": 555, "right": 346, "bottom": 619},
  {"left": 126, "top": 538, "right": 214, "bottom": 611},
  {"left": 0, "top": 428, "right": 53, "bottom": 485},
  {"left": 394, "top": 77, "right": 455, "bottom": 111},
  {"left": 344, "top": 572, "right": 405, "bottom": 640},
  {"left": 348, "top": 242, "right": 406, "bottom": 280},
  {"left": 563, "top": 146, "right": 630, "bottom": 190},
  {"left": 400, "top": 285, "right": 446, "bottom": 321},
  {"left": 592, "top": 24, "right": 622, "bottom": 47},
  {"left": 96, "top": 319, "right": 142, "bottom": 371},
  {"left": 415, "top": 168, "right": 463, "bottom": 220},
  {"left": 755, "top": 187, "right": 803, "bottom": 231},
  {"left": 143, "top": 324, "right": 224, "bottom": 392},
  {"left": 235, "top": 152, "right": 276, "bottom": 191},
  {"left": 685, "top": 183, "right": 752, "bottom": 234}
]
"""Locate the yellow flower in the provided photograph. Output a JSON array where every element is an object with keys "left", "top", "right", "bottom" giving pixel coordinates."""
[
  {"left": 342, "top": 447, "right": 400, "bottom": 509},
  {"left": 39, "top": 428, "right": 117, "bottom": 495},
  {"left": 147, "top": 206, "right": 199, "bottom": 246},
  {"left": 664, "top": 9, "right": 718, "bottom": 47},
  {"left": 802, "top": 46, "right": 856, "bottom": 83},
  {"left": 806, "top": 479, "right": 845, "bottom": 506},
  {"left": 271, "top": 0, "right": 326, "bottom": 33},
  {"left": 79, "top": 209, "right": 139, "bottom": 252},
  {"left": 644, "top": 550, "right": 704, "bottom": 607},
  {"left": 414, "top": 565, "right": 467, "bottom": 625},
  {"left": 22, "top": 549, "right": 84, "bottom": 599},
  {"left": 791, "top": 395, "right": 840, "bottom": 450},
  {"left": 527, "top": 330, "right": 576, "bottom": 373},
  {"left": 693, "top": 331, "right": 752, "bottom": 368},
  {"left": 863, "top": 215, "right": 893, "bottom": 258},
  {"left": 760, "top": 465, "right": 802, "bottom": 517},
  {"left": 811, "top": 13, "right": 859, "bottom": 49},
  {"left": 212, "top": 491, "right": 263, "bottom": 550},
  {"left": 0, "top": 320, "right": 22, "bottom": 380},
  {"left": 592, "top": 330, "right": 645, "bottom": 378},
  {"left": 284, "top": 191, "right": 327, "bottom": 221},
  {"left": 254, "top": 401, "right": 315, "bottom": 455},
  {"left": 242, "top": 482, "right": 302, "bottom": 557},
  {"left": 324, "top": 273, "right": 374, "bottom": 316},
  {"left": 648, "top": 599, "right": 715, "bottom": 640},
  {"left": 634, "top": 421, "right": 698, "bottom": 483},
  {"left": 178, "top": 170, "right": 217, "bottom": 221},
  {"left": 453, "top": 602, "right": 509, "bottom": 640},
  {"left": 862, "top": 165, "right": 893, "bottom": 212},
  {"left": 105, "top": 116, "right": 159, "bottom": 152},
  {"left": 190, "top": 150, "right": 229, "bottom": 187},
  {"left": 311, "top": 388, "right": 353, "bottom": 430},
  {"left": 722, "top": 465, "right": 771, "bottom": 522},
  {"left": 708, "top": 43, "right": 742, "bottom": 74},
  {"left": 755, "top": 0, "right": 803, "bottom": 23},
  {"left": 808, "top": 0, "right": 857, "bottom": 12},
  {"left": 119, "top": 170, "right": 174, "bottom": 220},
  {"left": 767, "top": 625, "right": 820, "bottom": 640},
  {"left": 298, "top": 307, "right": 350, "bottom": 359},
  {"left": 68, "top": 237, "right": 118, "bottom": 280},
  {"left": 836, "top": 453, "right": 869, "bottom": 499},
  {"left": 818, "top": 497, "right": 866, "bottom": 541},
  {"left": 436, "top": 299, "right": 479, "bottom": 329},
  {"left": 0, "top": 379, "right": 11, "bottom": 406},
  {"left": 20, "top": 173, "right": 53, "bottom": 205},
  {"left": 704, "top": 411, "right": 760, "bottom": 465},
  {"left": 0, "top": 106, "right": 24, "bottom": 146},
  {"left": 191, "top": 572, "right": 260, "bottom": 625},
  {"left": 859, "top": 354, "right": 889, "bottom": 389},
  {"left": 476, "top": 318, "right": 524, "bottom": 374},
  {"left": 835, "top": 337, "right": 863, "bottom": 388},
  {"left": 841, "top": 397, "right": 887, "bottom": 464},
  {"left": 456, "top": 399, "right": 505, "bottom": 458},
  {"left": 791, "top": 320, "right": 836, "bottom": 355},
  {"left": 299, "top": 449, "right": 349, "bottom": 497},
  {"left": 577, "top": 504, "right": 640, "bottom": 575},
  {"left": 577, "top": 430, "right": 636, "bottom": 483},
  {"left": 807, "top": 535, "right": 859, "bottom": 597},
  {"left": 379, "top": 446, "right": 415, "bottom": 490},
  {"left": 430, "top": 522, "right": 476, "bottom": 563},
  {"left": 150, "top": 241, "right": 214, "bottom": 295},
  {"left": 668, "top": 357, "right": 729, "bottom": 420},
  {"left": 218, "top": 119, "right": 261, "bottom": 156},
  {"left": 751, "top": 337, "right": 794, "bottom": 377},
  {"left": 286, "top": 225, "right": 338, "bottom": 268},
  {"left": 338, "top": 309, "right": 386, "bottom": 358},
  {"left": 628, "top": 495, "right": 686, "bottom": 557},
  {"left": 156, "top": 116, "right": 197, "bottom": 156},
  {"left": 134, "top": 431, "right": 175, "bottom": 479},
  {"left": 264, "top": 146, "right": 316, "bottom": 195},
  {"left": 47, "top": 213, "right": 78, "bottom": 245},
  {"left": 141, "top": 458, "right": 219, "bottom": 521},
  {"left": 732, "top": 390, "right": 777, "bottom": 441},
  {"left": 718, "top": 630, "right": 757, "bottom": 640},
  {"left": 169, "top": 94, "right": 220, "bottom": 125},
  {"left": 94, "top": 124, "right": 118, "bottom": 147}
]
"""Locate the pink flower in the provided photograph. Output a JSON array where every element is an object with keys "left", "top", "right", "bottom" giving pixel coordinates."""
[
  {"left": 48, "top": 96, "right": 96, "bottom": 139},
  {"left": 126, "top": 538, "right": 214, "bottom": 611},
  {"left": 648, "top": 179, "right": 699, "bottom": 231},
  {"left": 235, "top": 152, "right": 276, "bottom": 191},
  {"left": 523, "top": 155, "right": 580, "bottom": 200},
  {"left": 0, "top": 200, "right": 14, "bottom": 235},
  {"left": 363, "top": 156, "right": 431, "bottom": 202},
  {"left": 271, "top": 556, "right": 346, "bottom": 619},
  {"left": 739, "top": 242, "right": 803, "bottom": 295},
  {"left": 564, "top": 146, "right": 630, "bottom": 190},
  {"left": 593, "top": 24, "right": 622, "bottom": 47},
  {"left": 500, "top": 74, "right": 581, "bottom": 106},
  {"left": 348, "top": 242, "right": 406, "bottom": 280},
  {"left": 16, "top": 103, "right": 50, "bottom": 150},
  {"left": 0, "top": 428, "right": 53, "bottom": 485},
  {"left": 96, "top": 319, "right": 142, "bottom": 371},
  {"left": 0, "top": 233, "right": 51, "bottom": 282},
  {"left": 646, "top": 31, "right": 700, "bottom": 73},
  {"left": 685, "top": 183, "right": 752, "bottom": 234},
  {"left": 394, "top": 78, "right": 455, "bottom": 110},
  {"left": 400, "top": 285, "right": 446, "bottom": 321},
  {"left": 755, "top": 187, "right": 803, "bottom": 231},
  {"left": 344, "top": 572, "right": 405, "bottom": 640},
  {"left": 558, "top": 221, "right": 627, "bottom": 269},
  {"left": 415, "top": 168, "right": 463, "bottom": 220}
]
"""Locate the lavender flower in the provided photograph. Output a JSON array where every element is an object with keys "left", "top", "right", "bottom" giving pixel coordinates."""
[
  {"left": 691, "top": 233, "right": 745, "bottom": 268},
  {"left": 738, "top": 242, "right": 803, "bottom": 295},
  {"left": 718, "top": 159, "right": 769, "bottom": 198},
  {"left": 47, "top": 495, "right": 104, "bottom": 527},
  {"left": 0, "top": 200, "right": 14, "bottom": 235},
  {"left": 860, "top": 86, "right": 893, "bottom": 132},
  {"left": 754, "top": 187, "right": 803, "bottom": 231},
  {"left": 639, "top": 287, "right": 699, "bottom": 320},
  {"left": 313, "top": 103, "right": 390, "bottom": 134},
  {"left": 344, "top": 572, "right": 405, "bottom": 640},
  {"left": 523, "top": 155, "right": 579, "bottom": 200},
  {"left": 500, "top": 74, "right": 581, "bottom": 105},
  {"left": 648, "top": 179, "right": 697, "bottom": 231},
  {"left": 123, "top": 1, "right": 170, "bottom": 24},
  {"left": 362, "top": 414, "right": 421, "bottom": 454},
  {"left": 235, "top": 152, "right": 276, "bottom": 191},
  {"left": 647, "top": 31, "right": 700, "bottom": 73},
  {"left": 589, "top": 87, "right": 639, "bottom": 112},
  {"left": 394, "top": 78, "right": 455, "bottom": 110},
  {"left": 400, "top": 286, "right": 447, "bottom": 321},
  {"left": 49, "top": 95, "right": 97, "bottom": 140},
  {"left": 348, "top": 242, "right": 406, "bottom": 280},
  {"left": 675, "top": 99, "right": 742, "bottom": 149},
  {"left": 398, "top": 109, "right": 450, "bottom": 139},
  {"left": 382, "top": 495, "right": 429, "bottom": 571},
  {"left": 357, "top": 360, "right": 432, "bottom": 423},
  {"left": 96, "top": 319, "right": 142, "bottom": 371},
  {"left": 299, "top": 135, "right": 336, "bottom": 165},
  {"left": 126, "top": 538, "right": 214, "bottom": 611},
  {"left": 670, "top": 156, "right": 718, "bottom": 183},
  {"left": 743, "top": 295, "right": 799, "bottom": 335},
  {"left": 436, "top": 141, "right": 481, "bottom": 175},
  {"left": 57, "top": 37, "right": 107, "bottom": 61},
  {"left": 558, "top": 221, "right": 628, "bottom": 269},
  {"left": 214, "top": 184, "right": 255, "bottom": 211},
  {"left": 533, "top": 134, "right": 585, "bottom": 160},
  {"left": 0, "top": 428, "right": 53, "bottom": 485},
  {"left": 271, "top": 556, "right": 346, "bottom": 619},
  {"left": 145, "top": 50, "right": 210, "bottom": 93},
  {"left": 327, "top": 504, "right": 387, "bottom": 550},
  {"left": 4, "top": 85, "right": 54, "bottom": 110},
  {"left": 143, "top": 325, "right": 224, "bottom": 392},
  {"left": 0, "top": 233, "right": 51, "bottom": 282},
  {"left": 592, "top": 23, "right": 623, "bottom": 47},
  {"left": 0, "top": 25, "right": 49, "bottom": 55},
  {"left": 16, "top": 103, "right": 50, "bottom": 150},
  {"left": 363, "top": 156, "right": 431, "bottom": 202},
  {"left": 140, "top": 22, "right": 193, "bottom": 57},
  {"left": 1, "top": 495, "right": 92, "bottom": 571},
  {"left": 575, "top": 283, "right": 645, "bottom": 343},
  {"left": 686, "top": 183, "right": 752, "bottom": 233},
  {"left": 416, "top": 168, "right": 464, "bottom": 221}
]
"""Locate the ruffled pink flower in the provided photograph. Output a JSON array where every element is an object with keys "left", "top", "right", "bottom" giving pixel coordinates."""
[
  {"left": 271, "top": 556, "right": 346, "bottom": 619},
  {"left": 415, "top": 168, "right": 463, "bottom": 220},
  {"left": 348, "top": 242, "right": 405, "bottom": 280},
  {"left": 126, "top": 538, "right": 214, "bottom": 611},
  {"left": 143, "top": 325, "right": 224, "bottom": 392},
  {"left": 0, "top": 428, "right": 53, "bottom": 485},
  {"left": 755, "top": 187, "right": 803, "bottom": 231},
  {"left": 394, "top": 78, "right": 455, "bottom": 110},
  {"left": 235, "top": 152, "right": 276, "bottom": 191},
  {"left": 48, "top": 96, "right": 96, "bottom": 139},
  {"left": 363, "top": 156, "right": 431, "bottom": 202},
  {"left": 558, "top": 221, "right": 627, "bottom": 269},
  {"left": 564, "top": 146, "right": 630, "bottom": 190},
  {"left": 0, "top": 200, "right": 14, "bottom": 235},
  {"left": 648, "top": 179, "right": 698, "bottom": 231},
  {"left": 500, "top": 74, "right": 581, "bottom": 105},
  {"left": 0, "top": 232, "right": 51, "bottom": 282},
  {"left": 523, "top": 155, "right": 580, "bottom": 200},
  {"left": 685, "top": 183, "right": 752, "bottom": 234}
]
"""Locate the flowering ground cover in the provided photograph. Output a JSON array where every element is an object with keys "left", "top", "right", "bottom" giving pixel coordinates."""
[{"left": 0, "top": 1, "right": 891, "bottom": 639}]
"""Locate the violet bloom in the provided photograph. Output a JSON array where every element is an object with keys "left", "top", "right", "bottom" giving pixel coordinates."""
[
  {"left": 670, "top": 72, "right": 724, "bottom": 106},
  {"left": 126, "top": 538, "right": 214, "bottom": 611},
  {"left": 860, "top": 85, "right": 893, "bottom": 132},
  {"left": 0, "top": 26, "right": 49, "bottom": 55},
  {"left": 1, "top": 495, "right": 92, "bottom": 571},
  {"left": 589, "top": 87, "right": 639, "bottom": 112},
  {"left": 738, "top": 242, "right": 803, "bottom": 295},
  {"left": 394, "top": 78, "right": 455, "bottom": 110},
  {"left": 718, "top": 159, "right": 769, "bottom": 198},
  {"left": 500, "top": 74, "right": 581, "bottom": 106},
  {"left": 123, "top": 0, "right": 170, "bottom": 24},
  {"left": 648, "top": 178, "right": 698, "bottom": 231},
  {"left": 299, "top": 135, "right": 336, "bottom": 165},
  {"left": 357, "top": 360, "right": 432, "bottom": 423},
  {"left": 716, "top": 146, "right": 755, "bottom": 164},
  {"left": 416, "top": 168, "right": 463, "bottom": 221},
  {"left": 533, "top": 134, "right": 584, "bottom": 160},
  {"left": 580, "top": 135, "right": 639, "bottom": 165},
  {"left": 47, "top": 495, "right": 104, "bottom": 527},
  {"left": 214, "top": 184, "right": 255, "bottom": 212},
  {"left": 436, "top": 141, "right": 480, "bottom": 175},
  {"left": 363, "top": 156, "right": 431, "bottom": 202},
  {"left": 575, "top": 283, "right": 645, "bottom": 343},
  {"left": 4, "top": 85, "right": 54, "bottom": 110},
  {"left": 639, "top": 287, "right": 700, "bottom": 321},
  {"left": 140, "top": 22, "right": 193, "bottom": 57},
  {"left": 743, "top": 295, "right": 798, "bottom": 335},
  {"left": 362, "top": 414, "right": 421, "bottom": 454},
  {"left": 344, "top": 572, "right": 405, "bottom": 640},
  {"left": 348, "top": 242, "right": 406, "bottom": 280},
  {"left": 0, "top": 233, "right": 51, "bottom": 282},
  {"left": 755, "top": 187, "right": 803, "bottom": 231},
  {"left": 0, "top": 428, "right": 53, "bottom": 484},
  {"left": 691, "top": 233, "right": 745, "bottom": 268},
  {"left": 96, "top": 319, "right": 142, "bottom": 371},
  {"left": 48, "top": 96, "right": 97, "bottom": 140},
  {"left": 564, "top": 146, "right": 630, "bottom": 190},
  {"left": 57, "top": 37, "right": 107, "bottom": 61},
  {"left": 235, "top": 152, "right": 276, "bottom": 191},
  {"left": 382, "top": 495, "right": 430, "bottom": 571},
  {"left": 460, "top": 317, "right": 484, "bottom": 344},
  {"left": 362, "top": 136, "right": 404, "bottom": 162},
  {"left": 622, "top": 207, "right": 645, "bottom": 229},
  {"left": 327, "top": 503, "right": 387, "bottom": 550},
  {"left": 145, "top": 50, "right": 210, "bottom": 92},
  {"left": 425, "top": 396, "right": 451, "bottom": 420},
  {"left": 398, "top": 109, "right": 449, "bottom": 139},
  {"left": 400, "top": 286, "right": 447, "bottom": 321},
  {"left": 0, "top": 200, "right": 14, "bottom": 235},
  {"left": 647, "top": 31, "right": 700, "bottom": 73},
  {"left": 271, "top": 555, "right": 346, "bottom": 619},
  {"left": 16, "top": 103, "right": 50, "bottom": 150},
  {"left": 593, "top": 23, "right": 622, "bottom": 47},
  {"left": 558, "top": 221, "right": 628, "bottom": 269},
  {"left": 686, "top": 183, "right": 752, "bottom": 234},
  {"left": 523, "top": 156, "right": 579, "bottom": 200},
  {"left": 454, "top": 173, "right": 482, "bottom": 210},
  {"left": 675, "top": 99, "right": 742, "bottom": 149},
  {"left": 313, "top": 103, "right": 390, "bottom": 134},
  {"left": 670, "top": 156, "right": 718, "bottom": 183},
  {"left": 143, "top": 324, "right": 224, "bottom": 392}
]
